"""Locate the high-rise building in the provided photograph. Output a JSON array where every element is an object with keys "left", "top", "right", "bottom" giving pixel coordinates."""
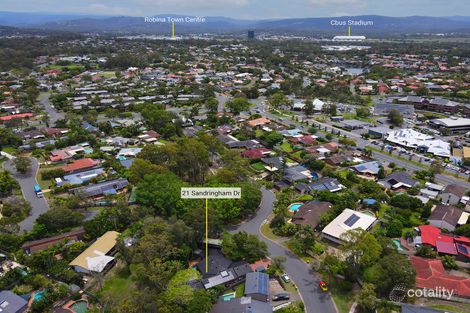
[{"left": 247, "top": 30, "right": 255, "bottom": 39}]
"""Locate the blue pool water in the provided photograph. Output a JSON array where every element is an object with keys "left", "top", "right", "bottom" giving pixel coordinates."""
[
  {"left": 392, "top": 239, "right": 406, "bottom": 251},
  {"left": 34, "top": 291, "right": 45, "bottom": 302},
  {"left": 289, "top": 203, "right": 302, "bottom": 212},
  {"left": 222, "top": 292, "right": 236, "bottom": 301}
]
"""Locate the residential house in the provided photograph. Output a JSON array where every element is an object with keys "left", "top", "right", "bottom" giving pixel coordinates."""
[
  {"left": 21, "top": 228, "right": 85, "bottom": 254},
  {"left": 69, "top": 231, "right": 119, "bottom": 274},
  {"left": 244, "top": 272, "right": 269, "bottom": 302},
  {"left": 0, "top": 291, "right": 28, "bottom": 313},
  {"left": 241, "top": 148, "right": 272, "bottom": 160},
  {"left": 210, "top": 297, "right": 272, "bottom": 313},
  {"left": 57, "top": 168, "right": 105, "bottom": 186},
  {"left": 378, "top": 172, "right": 419, "bottom": 190},
  {"left": 196, "top": 248, "right": 253, "bottom": 289},
  {"left": 63, "top": 158, "right": 100, "bottom": 173},
  {"left": 428, "top": 204, "right": 466, "bottom": 232},
  {"left": 350, "top": 161, "right": 382, "bottom": 176},
  {"left": 289, "top": 135, "right": 316, "bottom": 146},
  {"left": 283, "top": 166, "right": 312, "bottom": 184},
  {"left": 417, "top": 225, "right": 470, "bottom": 262},
  {"left": 321, "top": 209, "right": 378, "bottom": 244},
  {"left": 294, "top": 177, "right": 344, "bottom": 194},
  {"left": 411, "top": 256, "right": 470, "bottom": 298},
  {"left": 441, "top": 184, "right": 467, "bottom": 205},
  {"left": 138, "top": 130, "right": 160, "bottom": 143},
  {"left": 247, "top": 117, "right": 271, "bottom": 129},
  {"left": 261, "top": 156, "right": 284, "bottom": 172},
  {"left": 291, "top": 201, "right": 332, "bottom": 229},
  {"left": 116, "top": 148, "right": 142, "bottom": 159},
  {"left": 70, "top": 178, "right": 129, "bottom": 198}
]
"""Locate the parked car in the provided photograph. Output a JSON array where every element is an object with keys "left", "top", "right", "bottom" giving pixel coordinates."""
[
  {"left": 272, "top": 293, "right": 290, "bottom": 301},
  {"left": 281, "top": 273, "right": 290, "bottom": 283}
]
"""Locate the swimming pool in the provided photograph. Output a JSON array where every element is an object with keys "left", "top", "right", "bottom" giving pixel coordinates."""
[
  {"left": 34, "top": 291, "right": 45, "bottom": 302},
  {"left": 288, "top": 203, "right": 303, "bottom": 212},
  {"left": 222, "top": 292, "right": 236, "bottom": 301},
  {"left": 392, "top": 239, "right": 406, "bottom": 251},
  {"left": 69, "top": 300, "right": 88, "bottom": 313}
]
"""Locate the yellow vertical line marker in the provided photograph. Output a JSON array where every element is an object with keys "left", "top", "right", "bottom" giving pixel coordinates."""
[
  {"left": 348, "top": 25, "right": 351, "bottom": 36},
  {"left": 172, "top": 22, "right": 175, "bottom": 39},
  {"left": 205, "top": 197, "right": 208, "bottom": 273}
]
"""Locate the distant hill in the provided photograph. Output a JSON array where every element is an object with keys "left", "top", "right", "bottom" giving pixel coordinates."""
[
  {"left": 0, "top": 12, "right": 470, "bottom": 35},
  {"left": 0, "top": 11, "right": 108, "bottom": 27}
]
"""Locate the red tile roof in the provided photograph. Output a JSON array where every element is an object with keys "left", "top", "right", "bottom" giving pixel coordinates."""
[
  {"left": 63, "top": 158, "right": 99, "bottom": 173},
  {"left": 411, "top": 256, "right": 470, "bottom": 297},
  {"left": 0, "top": 113, "right": 33, "bottom": 121},
  {"left": 241, "top": 148, "right": 271, "bottom": 159},
  {"left": 247, "top": 117, "right": 271, "bottom": 127}
]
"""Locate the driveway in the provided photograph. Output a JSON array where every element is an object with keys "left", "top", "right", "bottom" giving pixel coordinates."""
[
  {"left": 230, "top": 188, "right": 337, "bottom": 313},
  {"left": 3, "top": 157, "right": 49, "bottom": 232}
]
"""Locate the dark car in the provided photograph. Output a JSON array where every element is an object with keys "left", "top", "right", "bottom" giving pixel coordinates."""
[{"left": 272, "top": 293, "right": 290, "bottom": 301}]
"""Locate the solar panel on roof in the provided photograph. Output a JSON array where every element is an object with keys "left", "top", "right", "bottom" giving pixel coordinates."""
[
  {"left": 457, "top": 243, "right": 469, "bottom": 255},
  {"left": 344, "top": 214, "right": 360, "bottom": 227}
]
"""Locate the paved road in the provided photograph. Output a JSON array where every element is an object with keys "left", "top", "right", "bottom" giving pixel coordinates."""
[
  {"left": 3, "top": 157, "right": 49, "bottom": 232},
  {"left": 41, "top": 92, "right": 64, "bottom": 126},
  {"left": 230, "top": 188, "right": 337, "bottom": 313}
]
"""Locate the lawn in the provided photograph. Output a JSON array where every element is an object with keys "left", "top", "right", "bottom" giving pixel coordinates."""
[
  {"left": 291, "top": 151, "right": 304, "bottom": 160},
  {"left": 280, "top": 142, "right": 293, "bottom": 153},
  {"left": 260, "top": 221, "right": 279, "bottom": 241},
  {"left": 322, "top": 277, "right": 354, "bottom": 313},
  {"left": 2, "top": 147, "right": 18, "bottom": 156},
  {"left": 251, "top": 162, "right": 266, "bottom": 172},
  {"left": 99, "top": 71, "right": 116, "bottom": 78},
  {"left": 255, "top": 129, "right": 265, "bottom": 138},
  {"left": 100, "top": 267, "right": 134, "bottom": 298},
  {"left": 46, "top": 64, "right": 85, "bottom": 71},
  {"left": 234, "top": 284, "right": 245, "bottom": 297}
]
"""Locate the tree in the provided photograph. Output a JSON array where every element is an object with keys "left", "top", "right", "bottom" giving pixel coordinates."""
[
  {"left": 303, "top": 100, "right": 314, "bottom": 117},
  {"left": 341, "top": 229, "right": 382, "bottom": 271},
  {"left": 415, "top": 85, "right": 429, "bottom": 96},
  {"left": 136, "top": 172, "right": 187, "bottom": 217},
  {"left": 378, "top": 166, "right": 386, "bottom": 179},
  {"left": 264, "top": 131, "right": 284, "bottom": 148},
  {"left": 363, "top": 252, "right": 415, "bottom": 297},
  {"left": 268, "top": 256, "right": 286, "bottom": 276},
  {"left": 356, "top": 107, "right": 371, "bottom": 118},
  {"left": 268, "top": 93, "right": 289, "bottom": 110},
  {"left": 356, "top": 283, "right": 377, "bottom": 313},
  {"left": 442, "top": 255, "right": 458, "bottom": 270},
  {"left": 36, "top": 206, "right": 84, "bottom": 233},
  {"left": 226, "top": 97, "right": 251, "bottom": 114},
  {"left": 455, "top": 224, "right": 470, "bottom": 237},
  {"left": 222, "top": 232, "right": 268, "bottom": 263},
  {"left": 13, "top": 156, "right": 32, "bottom": 174},
  {"left": 0, "top": 128, "right": 22, "bottom": 149},
  {"left": 388, "top": 109, "right": 404, "bottom": 127},
  {"left": 430, "top": 160, "right": 444, "bottom": 175},
  {"left": 0, "top": 170, "right": 18, "bottom": 197}
]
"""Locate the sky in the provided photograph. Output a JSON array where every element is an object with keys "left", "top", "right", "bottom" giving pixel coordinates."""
[{"left": 1, "top": 0, "right": 469, "bottom": 19}]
